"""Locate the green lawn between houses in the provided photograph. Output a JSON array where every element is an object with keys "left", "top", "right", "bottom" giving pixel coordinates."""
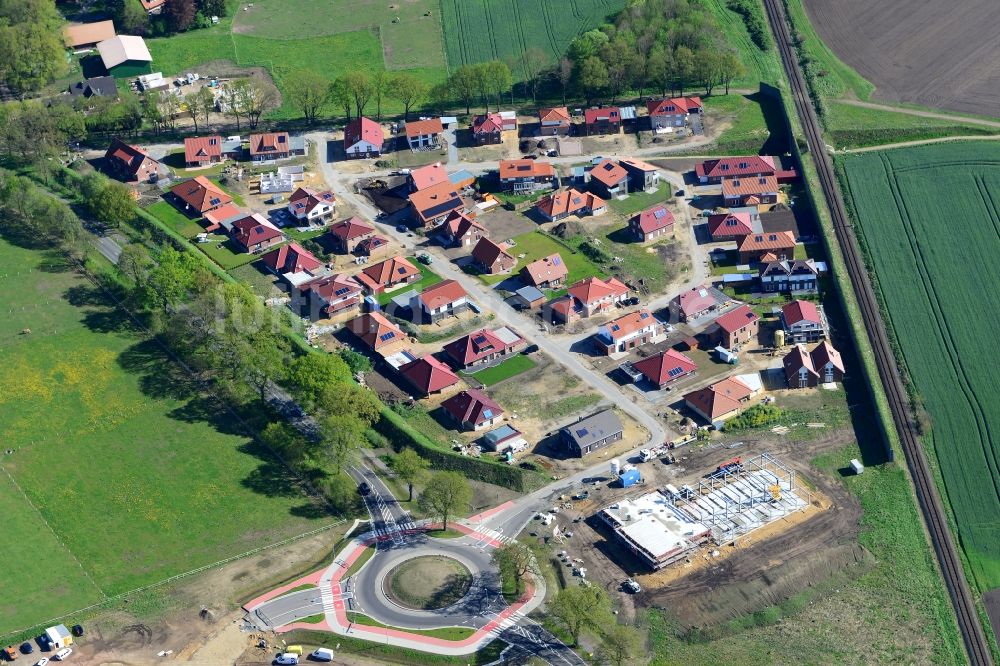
[
  {"left": 0, "top": 237, "right": 329, "bottom": 634},
  {"left": 479, "top": 231, "right": 605, "bottom": 287},
  {"left": 146, "top": 200, "right": 204, "bottom": 239},
  {"left": 461, "top": 354, "right": 536, "bottom": 387},
  {"left": 607, "top": 184, "right": 672, "bottom": 217}
]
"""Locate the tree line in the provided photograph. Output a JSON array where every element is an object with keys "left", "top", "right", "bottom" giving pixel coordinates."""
[{"left": 108, "top": 0, "right": 227, "bottom": 37}]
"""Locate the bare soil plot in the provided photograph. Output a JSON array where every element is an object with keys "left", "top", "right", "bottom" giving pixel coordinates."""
[{"left": 803, "top": 0, "right": 1000, "bottom": 116}]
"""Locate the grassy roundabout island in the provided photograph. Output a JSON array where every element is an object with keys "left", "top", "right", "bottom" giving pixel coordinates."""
[{"left": 387, "top": 556, "right": 473, "bottom": 611}]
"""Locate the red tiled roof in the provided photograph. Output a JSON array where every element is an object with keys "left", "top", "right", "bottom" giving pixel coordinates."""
[
  {"left": 810, "top": 340, "right": 844, "bottom": 374},
  {"left": 538, "top": 107, "right": 570, "bottom": 123},
  {"left": 602, "top": 309, "right": 659, "bottom": 341},
  {"left": 472, "top": 238, "right": 514, "bottom": 271},
  {"left": 437, "top": 210, "right": 484, "bottom": 239},
  {"left": 443, "top": 328, "right": 522, "bottom": 367},
  {"left": 398, "top": 354, "right": 459, "bottom": 394},
  {"left": 344, "top": 116, "right": 384, "bottom": 148},
  {"left": 409, "top": 163, "right": 448, "bottom": 191},
  {"left": 589, "top": 159, "right": 629, "bottom": 187},
  {"left": 346, "top": 311, "right": 404, "bottom": 351},
  {"left": 618, "top": 157, "right": 660, "bottom": 172},
  {"left": 567, "top": 276, "right": 628, "bottom": 305},
  {"left": 584, "top": 107, "right": 620, "bottom": 124},
  {"left": 358, "top": 235, "right": 389, "bottom": 254},
  {"left": 442, "top": 388, "right": 504, "bottom": 426},
  {"left": 260, "top": 242, "right": 322, "bottom": 275},
  {"left": 782, "top": 299, "right": 820, "bottom": 326},
  {"left": 105, "top": 138, "right": 156, "bottom": 175},
  {"left": 249, "top": 132, "right": 290, "bottom": 157},
  {"left": 738, "top": 231, "right": 795, "bottom": 254},
  {"left": 696, "top": 156, "right": 777, "bottom": 180},
  {"left": 405, "top": 117, "right": 443, "bottom": 137},
  {"left": 64, "top": 20, "right": 116, "bottom": 48},
  {"left": 203, "top": 203, "right": 243, "bottom": 231},
  {"left": 546, "top": 295, "right": 576, "bottom": 317},
  {"left": 360, "top": 255, "right": 419, "bottom": 289},
  {"left": 409, "top": 181, "right": 462, "bottom": 224},
  {"left": 712, "top": 305, "right": 759, "bottom": 334},
  {"left": 633, "top": 348, "right": 697, "bottom": 384},
  {"left": 535, "top": 189, "right": 605, "bottom": 219},
  {"left": 632, "top": 204, "right": 674, "bottom": 235},
  {"left": 499, "top": 159, "right": 555, "bottom": 180},
  {"left": 304, "top": 273, "right": 362, "bottom": 302},
  {"left": 289, "top": 187, "right": 336, "bottom": 216},
  {"left": 684, "top": 376, "right": 754, "bottom": 420},
  {"left": 521, "top": 253, "right": 568, "bottom": 286},
  {"left": 722, "top": 174, "right": 778, "bottom": 197},
  {"left": 138, "top": 0, "right": 165, "bottom": 10},
  {"left": 183, "top": 135, "right": 222, "bottom": 163},
  {"left": 328, "top": 216, "right": 375, "bottom": 243},
  {"left": 783, "top": 344, "right": 817, "bottom": 383},
  {"left": 171, "top": 176, "right": 232, "bottom": 213},
  {"left": 419, "top": 279, "right": 467, "bottom": 309},
  {"left": 231, "top": 215, "right": 282, "bottom": 249},
  {"left": 646, "top": 96, "right": 702, "bottom": 116},
  {"left": 707, "top": 212, "right": 754, "bottom": 238},
  {"left": 675, "top": 286, "right": 718, "bottom": 317},
  {"left": 472, "top": 112, "right": 504, "bottom": 134}
]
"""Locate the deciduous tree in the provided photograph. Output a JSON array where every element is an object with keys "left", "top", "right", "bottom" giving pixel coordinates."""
[
  {"left": 391, "top": 73, "right": 427, "bottom": 121},
  {"left": 578, "top": 56, "right": 609, "bottom": 105},
  {"left": 417, "top": 471, "right": 471, "bottom": 531},
  {"left": 164, "top": 0, "right": 196, "bottom": 32},
  {"left": 491, "top": 542, "right": 537, "bottom": 597},
  {"left": 390, "top": 448, "right": 430, "bottom": 501},
  {"left": 549, "top": 585, "right": 613, "bottom": 647},
  {"left": 345, "top": 71, "right": 373, "bottom": 118},
  {"left": 286, "top": 69, "right": 331, "bottom": 123},
  {"left": 447, "top": 66, "right": 478, "bottom": 115},
  {"left": 598, "top": 624, "right": 643, "bottom": 666}
]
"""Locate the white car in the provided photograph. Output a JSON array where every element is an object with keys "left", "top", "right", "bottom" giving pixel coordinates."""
[
  {"left": 35, "top": 659, "right": 50, "bottom": 666},
  {"left": 310, "top": 648, "right": 334, "bottom": 661},
  {"left": 274, "top": 653, "right": 299, "bottom": 665},
  {"left": 54, "top": 647, "right": 73, "bottom": 660}
]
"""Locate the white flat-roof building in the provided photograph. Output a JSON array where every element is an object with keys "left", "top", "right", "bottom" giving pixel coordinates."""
[{"left": 600, "top": 491, "right": 711, "bottom": 569}]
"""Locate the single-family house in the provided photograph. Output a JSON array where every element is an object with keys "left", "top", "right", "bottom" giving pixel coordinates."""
[
  {"left": 250, "top": 132, "right": 292, "bottom": 162},
  {"left": 738, "top": 230, "right": 796, "bottom": 264},
  {"left": 589, "top": 159, "right": 630, "bottom": 198},
  {"left": 405, "top": 117, "right": 443, "bottom": 150},
  {"left": 409, "top": 181, "right": 463, "bottom": 227},
  {"left": 472, "top": 238, "right": 516, "bottom": 274},
  {"left": 346, "top": 311, "right": 405, "bottom": 353},
  {"left": 435, "top": 210, "right": 485, "bottom": 248},
  {"left": 780, "top": 300, "right": 828, "bottom": 343},
  {"left": 707, "top": 212, "right": 755, "bottom": 241},
  {"left": 705, "top": 304, "right": 759, "bottom": 349},
  {"left": 567, "top": 276, "right": 630, "bottom": 317},
  {"left": 629, "top": 204, "right": 675, "bottom": 242},
  {"left": 327, "top": 216, "right": 376, "bottom": 254},
  {"left": 398, "top": 354, "right": 460, "bottom": 396},
  {"left": 170, "top": 176, "right": 232, "bottom": 215},
  {"left": 646, "top": 96, "right": 703, "bottom": 129},
  {"left": 64, "top": 20, "right": 116, "bottom": 50},
  {"left": 183, "top": 135, "right": 223, "bottom": 168},
  {"left": 229, "top": 213, "right": 283, "bottom": 253},
  {"left": 471, "top": 112, "right": 504, "bottom": 145},
  {"left": 288, "top": 187, "right": 336, "bottom": 224},
  {"left": 672, "top": 285, "right": 728, "bottom": 322},
  {"left": 594, "top": 309, "right": 665, "bottom": 355},
  {"left": 68, "top": 76, "right": 118, "bottom": 99},
  {"left": 683, "top": 376, "right": 758, "bottom": 428},
  {"left": 632, "top": 348, "right": 698, "bottom": 389},
  {"left": 355, "top": 255, "right": 421, "bottom": 293},
  {"left": 411, "top": 279, "right": 468, "bottom": 323},
  {"left": 696, "top": 156, "right": 777, "bottom": 184},
  {"left": 520, "top": 253, "right": 569, "bottom": 289},
  {"left": 96, "top": 35, "right": 152, "bottom": 77},
  {"left": 584, "top": 107, "right": 622, "bottom": 135},
  {"left": 443, "top": 326, "right": 525, "bottom": 370},
  {"left": 105, "top": 138, "right": 159, "bottom": 182},
  {"left": 344, "top": 116, "right": 384, "bottom": 158},
  {"left": 535, "top": 188, "right": 607, "bottom": 221},
  {"left": 498, "top": 159, "right": 556, "bottom": 192},
  {"left": 619, "top": 158, "right": 661, "bottom": 192},
  {"left": 783, "top": 341, "right": 844, "bottom": 388},
  {"left": 538, "top": 107, "right": 571, "bottom": 136},
  {"left": 481, "top": 424, "right": 528, "bottom": 453},
  {"left": 722, "top": 175, "right": 779, "bottom": 207},
  {"left": 560, "top": 410, "right": 624, "bottom": 457},
  {"left": 442, "top": 389, "right": 505, "bottom": 431},
  {"left": 357, "top": 235, "right": 389, "bottom": 257},
  {"left": 759, "top": 259, "right": 819, "bottom": 294},
  {"left": 260, "top": 242, "right": 323, "bottom": 286},
  {"left": 408, "top": 162, "right": 448, "bottom": 192},
  {"left": 302, "top": 274, "right": 363, "bottom": 317}
]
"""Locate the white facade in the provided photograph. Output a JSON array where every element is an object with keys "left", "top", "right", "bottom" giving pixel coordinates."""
[{"left": 346, "top": 139, "right": 380, "bottom": 157}]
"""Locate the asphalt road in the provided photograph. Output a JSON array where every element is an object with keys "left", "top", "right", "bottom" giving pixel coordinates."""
[{"left": 250, "top": 588, "right": 330, "bottom": 631}]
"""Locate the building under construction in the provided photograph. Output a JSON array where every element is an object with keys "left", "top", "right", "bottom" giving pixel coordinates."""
[{"left": 599, "top": 453, "right": 809, "bottom": 570}]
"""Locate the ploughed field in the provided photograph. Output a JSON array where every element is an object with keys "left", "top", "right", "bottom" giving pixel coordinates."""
[
  {"left": 839, "top": 143, "right": 1000, "bottom": 591},
  {"left": 803, "top": 0, "right": 1000, "bottom": 117},
  {"left": 0, "top": 238, "right": 328, "bottom": 634}
]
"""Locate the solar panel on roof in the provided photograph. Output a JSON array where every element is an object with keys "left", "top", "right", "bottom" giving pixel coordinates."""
[
  {"left": 209, "top": 197, "right": 221, "bottom": 205},
  {"left": 668, "top": 367, "right": 684, "bottom": 377},
  {"left": 209, "top": 138, "right": 217, "bottom": 145},
  {"left": 473, "top": 335, "right": 488, "bottom": 344},
  {"left": 397, "top": 266, "right": 407, "bottom": 274},
  {"left": 640, "top": 311, "right": 649, "bottom": 319},
  {"left": 278, "top": 135, "right": 286, "bottom": 143},
  {"left": 552, "top": 257, "right": 561, "bottom": 265},
  {"left": 334, "top": 286, "right": 350, "bottom": 296},
  {"left": 653, "top": 209, "right": 666, "bottom": 218},
  {"left": 379, "top": 332, "right": 395, "bottom": 341},
  {"left": 482, "top": 409, "right": 493, "bottom": 419},
  {"left": 576, "top": 428, "right": 589, "bottom": 437}
]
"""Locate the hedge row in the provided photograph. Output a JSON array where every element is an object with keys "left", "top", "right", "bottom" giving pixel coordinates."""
[{"left": 375, "top": 406, "right": 546, "bottom": 492}]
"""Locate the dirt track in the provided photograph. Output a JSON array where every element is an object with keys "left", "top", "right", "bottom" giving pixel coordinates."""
[{"left": 803, "top": 0, "right": 1000, "bottom": 117}]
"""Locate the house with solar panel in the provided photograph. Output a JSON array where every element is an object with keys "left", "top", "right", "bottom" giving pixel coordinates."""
[
  {"left": 169, "top": 176, "right": 232, "bottom": 216},
  {"left": 629, "top": 204, "right": 675, "bottom": 243},
  {"left": 560, "top": 410, "right": 624, "bottom": 457},
  {"left": 593, "top": 309, "right": 666, "bottom": 355},
  {"left": 629, "top": 349, "right": 698, "bottom": 390},
  {"left": 442, "top": 389, "right": 505, "bottom": 431}
]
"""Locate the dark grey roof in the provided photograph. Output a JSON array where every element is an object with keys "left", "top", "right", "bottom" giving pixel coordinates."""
[
  {"left": 515, "top": 285, "right": 545, "bottom": 301},
  {"left": 68, "top": 76, "right": 118, "bottom": 98},
  {"left": 561, "top": 409, "right": 623, "bottom": 448}
]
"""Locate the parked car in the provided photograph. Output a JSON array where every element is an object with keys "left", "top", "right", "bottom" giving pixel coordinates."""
[
  {"left": 310, "top": 648, "right": 334, "bottom": 662},
  {"left": 3, "top": 645, "right": 17, "bottom": 660},
  {"left": 358, "top": 482, "right": 371, "bottom": 495},
  {"left": 21, "top": 641, "right": 34, "bottom": 653},
  {"left": 622, "top": 578, "right": 641, "bottom": 593},
  {"left": 53, "top": 648, "right": 73, "bottom": 661},
  {"left": 573, "top": 491, "right": 590, "bottom": 500},
  {"left": 274, "top": 653, "right": 299, "bottom": 665},
  {"left": 34, "top": 659, "right": 49, "bottom": 666},
  {"left": 396, "top": 224, "right": 408, "bottom": 233},
  {"left": 676, "top": 189, "right": 685, "bottom": 197}
]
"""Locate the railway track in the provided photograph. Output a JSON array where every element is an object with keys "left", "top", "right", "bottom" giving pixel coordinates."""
[{"left": 759, "top": 0, "right": 994, "bottom": 663}]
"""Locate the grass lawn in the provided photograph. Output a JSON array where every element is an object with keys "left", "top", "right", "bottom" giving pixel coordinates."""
[
  {"left": 424, "top": 528, "right": 465, "bottom": 539},
  {"left": 607, "top": 184, "right": 672, "bottom": 216},
  {"left": 343, "top": 544, "right": 376, "bottom": 578},
  {"left": 228, "top": 262, "right": 282, "bottom": 299},
  {"left": 0, "top": 237, "right": 331, "bottom": 633},
  {"left": 345, "top": 612, "right": 474, "bottom": 641},
  {"left": 197, "top": 236, "right": 266, "bottom": 270},
  {"left": 479, "top": 231, "right": 605, "bottom": 287},
  {"left": 161, "top": 149, "right": 228, "bottom": 180},
  {"left": 701, "top": 0, "right": 783, "bottom": 87},
  {"left": 461, "top": 355, "right": 536, "bottom": 386},
  {"left": 560, "top": 223, "right": 679, "bottom": 294},
  {"left": 824, "top": 100, "right": 1000, "bottom": 149},
  {"left": 376, "top": 262, "right": 443, "bottom": 305},
  {"left": 146, "top": 200, "right": 205, "bottom": 239},
  {"left": 700, "top": 93, "right": 791, "bottom": 156},
  {"left": 394, "top": 148, "right": 451, "bottom": 170}
]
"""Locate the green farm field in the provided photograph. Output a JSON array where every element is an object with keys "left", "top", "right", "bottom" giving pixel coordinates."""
[
  {"left": 0, "top": 238, "right": 330, "bottom": 633},
  {"left": 840, "top": 142, "right": 1000, "bottom": 591},
  {"left": 439, "top": 0, "right": 626, "bottom": 68},
  {"left": 700, "top": 0, "right": 783, "bottom": 87},
  {"left": 825, "top": 101, "right": 1000, "bottom": 150}
]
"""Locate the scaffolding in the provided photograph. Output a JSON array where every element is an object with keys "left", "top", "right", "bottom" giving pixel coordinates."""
[{"left": 670, "top": 453, "right": 809, "bottom": 545}]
